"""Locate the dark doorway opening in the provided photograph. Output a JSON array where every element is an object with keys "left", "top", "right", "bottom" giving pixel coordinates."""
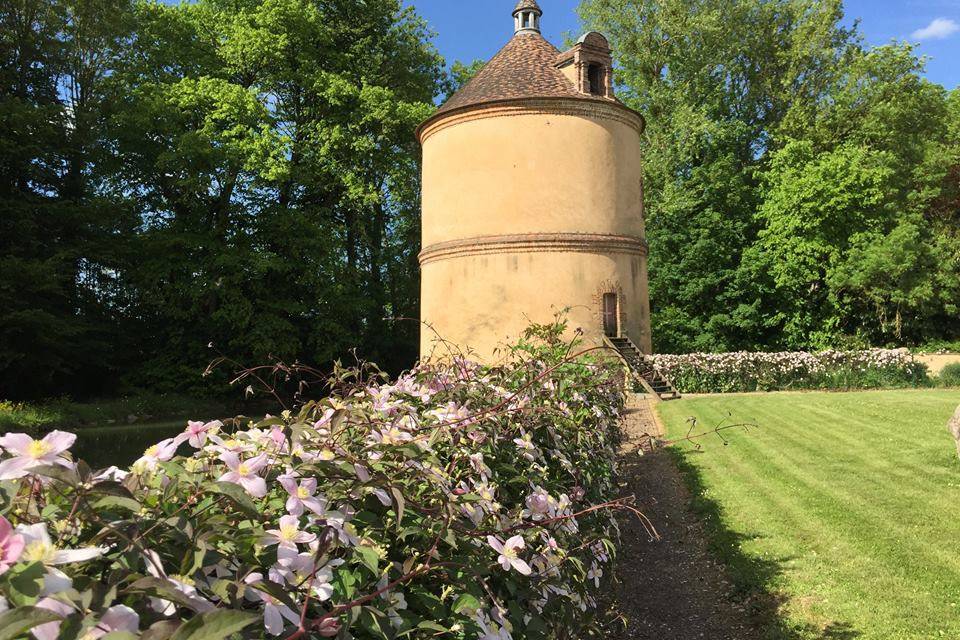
[
  {"left": 603, "top": 293, "right": 618, "bottom": 337},
  {"left": 588, "top": 64, "right": 604, "bottom": 95}
]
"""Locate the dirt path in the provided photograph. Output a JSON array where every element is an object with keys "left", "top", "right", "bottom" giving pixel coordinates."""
[{"left": 607, "top": 395, "right": 761, "bottom": 639}]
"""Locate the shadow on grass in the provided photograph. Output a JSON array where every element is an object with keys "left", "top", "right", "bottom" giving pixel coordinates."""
[{"left": 665, "top": 446, "right": 861, "bottom": 640}]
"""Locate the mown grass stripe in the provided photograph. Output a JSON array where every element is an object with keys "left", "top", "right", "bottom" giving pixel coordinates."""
[{"left": 658, "top": 390, "right": 960, "bottom": 639}]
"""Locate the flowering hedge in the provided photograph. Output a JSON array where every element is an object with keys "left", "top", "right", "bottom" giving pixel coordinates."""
[
  {"left": 650, "top": 349, "right": 930, "bottom": 393},
  {"left": 0, "top": 322, "right": 631, "bottom": 640}
]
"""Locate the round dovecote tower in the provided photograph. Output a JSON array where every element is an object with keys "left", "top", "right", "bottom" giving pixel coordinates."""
[{"left": 417, "top": 0, "right": 651, "bottom": 360}]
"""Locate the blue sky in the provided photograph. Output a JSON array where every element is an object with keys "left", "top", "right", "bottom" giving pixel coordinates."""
[{"left": 404, "top": 0, "right": 960, "bottom": 89}]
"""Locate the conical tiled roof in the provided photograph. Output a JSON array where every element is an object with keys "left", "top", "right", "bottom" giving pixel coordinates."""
[{"left": 436, "top": 33, "right": 583, "bottom": 115}]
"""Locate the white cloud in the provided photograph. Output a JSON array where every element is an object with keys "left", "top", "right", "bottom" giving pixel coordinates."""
[{"left": 911, "top": 17, "right": 960, "bottom": 41}]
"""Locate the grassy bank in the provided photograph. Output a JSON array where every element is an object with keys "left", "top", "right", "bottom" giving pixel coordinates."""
[
  {"left": 657, "top": 390, "right": 960, "bottom": 640},
  {"left": 0, "top": 394, "right": 234, "bottom": 434}
]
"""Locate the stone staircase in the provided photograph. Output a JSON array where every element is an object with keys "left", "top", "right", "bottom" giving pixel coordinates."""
[{"left": 605, "top": 336, "right": 681, "bottom": 401}]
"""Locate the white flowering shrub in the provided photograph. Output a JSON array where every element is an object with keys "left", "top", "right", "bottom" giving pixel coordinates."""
[
  {"left": 651, "top": 349, "right": 930, "bottom": 393},
  {"left": 0, "top": 320, "right": 630, "bottom": 640}
]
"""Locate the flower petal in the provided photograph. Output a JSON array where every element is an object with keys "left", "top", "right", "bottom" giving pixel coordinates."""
[
  {"left": 509, "top": 557, "right": 532, "bottom": 576},
  {"left": 0, "top": 433, "right": 34, "bottom": 455},
  {"left": 241, "top": 476, "right": 267, "bottom": 498},
  {"left": 0, "top": 456, "right": 37, "bottom": 480},
  {"left": 41, "top": 431, "right": 76, "bottom": 456},
  {"left": 52, "top": 546, "right": 107, "bottom": 565}
]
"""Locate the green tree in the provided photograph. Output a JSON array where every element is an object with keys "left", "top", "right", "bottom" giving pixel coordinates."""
[
  {"left": 107, "top": 0, "right": 443, "bottom": 389},
  {"left": 579, "top": 0, "right": 960, "bottom": 351},
  {"left": 0, "top": 0, "right": 137, "bottom": 399}
]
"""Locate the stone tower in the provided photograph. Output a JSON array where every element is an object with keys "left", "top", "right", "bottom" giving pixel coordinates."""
[{"left": 417, "top": 0, "right": 651, "bottom": 360}]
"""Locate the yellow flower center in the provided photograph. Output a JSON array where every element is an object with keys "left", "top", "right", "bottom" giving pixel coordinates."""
[
  {"left": 237, "top": 463, "right": 250, "bottom": 476},
  {"left": 143, "top": 445, "right": 158, "bottom": 458},
  {"left": 223, "top": 439, "right": 240, "bottom": 449},
  {"left": 318, "top": 449, "right": 335, "bottom": 461},
  {"left": 279, "top": 525, "right": 298, "bottom": 541},
  {"left": 297, "top": 487, "right": 309, "bottom": 499},
  {"left": 23, "top": 540, "right": 56, "bottom": 564},
  {"left": 27, "top": 440, "right": 51, "bottom": 459},
  {"left": 502, "top": 546, "right": 518, "bottom": 559}
]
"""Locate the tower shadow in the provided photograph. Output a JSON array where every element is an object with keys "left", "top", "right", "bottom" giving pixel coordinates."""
[{"left": 664, "top": 446, "right": 862, "bottom": 640}]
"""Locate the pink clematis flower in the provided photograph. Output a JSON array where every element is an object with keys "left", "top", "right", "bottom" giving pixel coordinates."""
[
  {"left": 31, "top": 597, "right": 74, "bottom": 640},
  {"left": 143, "top": 550, "right": 213, "bottom": 616},
  {"left": 262, "top": 515, "right": 316, "bottom": 550},
  {"left": 177, "top": 420, "right": 220, "bottom": 448},
  {"left": 85, "top": 605, "right": 140, "bottom": 639},
  {"left": 0, "top": 515, "right": 25, "bottom": 575},
  {"left": 270, "top": 551, "right": 342, "bottom": 601},
  {"left": 17, "top": 522, "right": 107, "bottom": 567},
  {"left": 279, "top": 476, "right": 326, "bottom": 516},
  {"left": 218, "top": 452, "right": 268, "bottom": 498},
  {"left": 244, "top": 573, "right": 301, "bottom": 636},
  {"left": 133, "top": 438, "right": 179, "bottom": 472},
  {"left": 316, "top": 618, "right": 340, "bottom": 637},
  {"left": 0, "top": 431, "right": 76, "bottom": 480},
  {"left": 487, "top": 535, "right": 532, "bottom": 576}
]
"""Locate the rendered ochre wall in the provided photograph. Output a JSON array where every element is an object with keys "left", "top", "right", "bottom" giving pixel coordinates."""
[{"left": 419, "top": 99, "right": 651, "bottom": 360}]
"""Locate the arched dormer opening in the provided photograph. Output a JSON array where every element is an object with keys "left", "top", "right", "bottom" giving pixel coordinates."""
[{"left": 588, "top": 63, "right": 604, "bottom": 95}]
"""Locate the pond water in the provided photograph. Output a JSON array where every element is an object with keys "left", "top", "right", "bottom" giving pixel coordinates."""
[{"left": 72, "top": 421, "right": 185, "bottom": 469}]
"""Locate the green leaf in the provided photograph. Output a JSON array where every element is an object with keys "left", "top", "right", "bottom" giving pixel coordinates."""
[
  {"left": 0, "top": 481, "right": 16, "bottom": 514},
  {"left": 126, "top": 577, "right": 205, "bottom": 611},
  {"left": 0, "top": 607, "right": 64, "bottom": 640},
  {"left": 390, "top": 487, "right": 405, "bottom": 528},
  {"left": 92, "top": 496, "right": 142, "bottom": 513},
  {"left": 168, "top": 610, "right": 259, "bottom": 640},
  {"left": 208, "top": 482, "right": 259, "bottom": 517},
  {"left": 354, "top": 545, "right": 379, "bottom": 576},
  {"left": 30, "top": 464, "right": 79, "bottom": 486},
  {"left": 417, "top": 621, "right": 448, "bottom": 632},
  {"left": 452, "top": 593, "right": 480, "bottom": 615},
  {"left": 7, "top": 561, "right": 46, "bottom": 605},
  {"left": 140, "top": 620, "right": 181, "bottom": 640}
]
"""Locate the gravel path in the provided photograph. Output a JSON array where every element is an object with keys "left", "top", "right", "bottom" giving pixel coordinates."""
[{"left": 605, "top": 396, "right": 761, "bottom": 640}]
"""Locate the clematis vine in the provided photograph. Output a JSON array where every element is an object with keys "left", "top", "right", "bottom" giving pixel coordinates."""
[{"left": 0, "top": 431, "right": 75, "bottom": 480}]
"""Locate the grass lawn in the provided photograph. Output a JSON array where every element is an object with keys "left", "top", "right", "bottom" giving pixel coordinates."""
[{"left": 657, "top": 389, "right": 960, "bottom": 640}]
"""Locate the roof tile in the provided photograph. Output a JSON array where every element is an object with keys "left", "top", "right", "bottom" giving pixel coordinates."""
[{"left": 437, "top": 33, "right": 585, "bottom": 115}]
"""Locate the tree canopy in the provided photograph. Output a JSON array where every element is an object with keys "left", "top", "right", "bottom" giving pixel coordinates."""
[
  {"left": 1, "top": 0, "right": 444, "bottom": 399},
  {"left": 579, "top": 0, "right": 960, "bottom": 352},
  {"left": 2, "top": 0, "right": 958, "bottom": 400}
]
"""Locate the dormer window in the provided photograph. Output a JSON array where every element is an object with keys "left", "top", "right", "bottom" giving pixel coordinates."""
[{"left": 555, "top": 32, "right": 614, "bottom": 98}]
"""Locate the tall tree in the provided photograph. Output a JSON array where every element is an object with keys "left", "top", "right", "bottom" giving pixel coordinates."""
[
  {"left": 0, "top": 0, "right": 136, "bottom": 399},
  {"left": 579, "top": 0, "right": 960, "bottom": 351}
]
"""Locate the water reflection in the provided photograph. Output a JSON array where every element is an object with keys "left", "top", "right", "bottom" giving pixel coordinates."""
[{"left": 72, "top": 422, "right": 184, "bottom": 469}]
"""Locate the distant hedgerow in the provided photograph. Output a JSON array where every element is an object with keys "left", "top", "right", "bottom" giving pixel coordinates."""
[{"left": 651, "top": 349, "right": 930, "bottom": 393}]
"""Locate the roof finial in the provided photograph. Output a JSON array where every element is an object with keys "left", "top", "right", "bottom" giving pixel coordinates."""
[{"left": 513, "top": 0, "right": 542, "bottom": 35}]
